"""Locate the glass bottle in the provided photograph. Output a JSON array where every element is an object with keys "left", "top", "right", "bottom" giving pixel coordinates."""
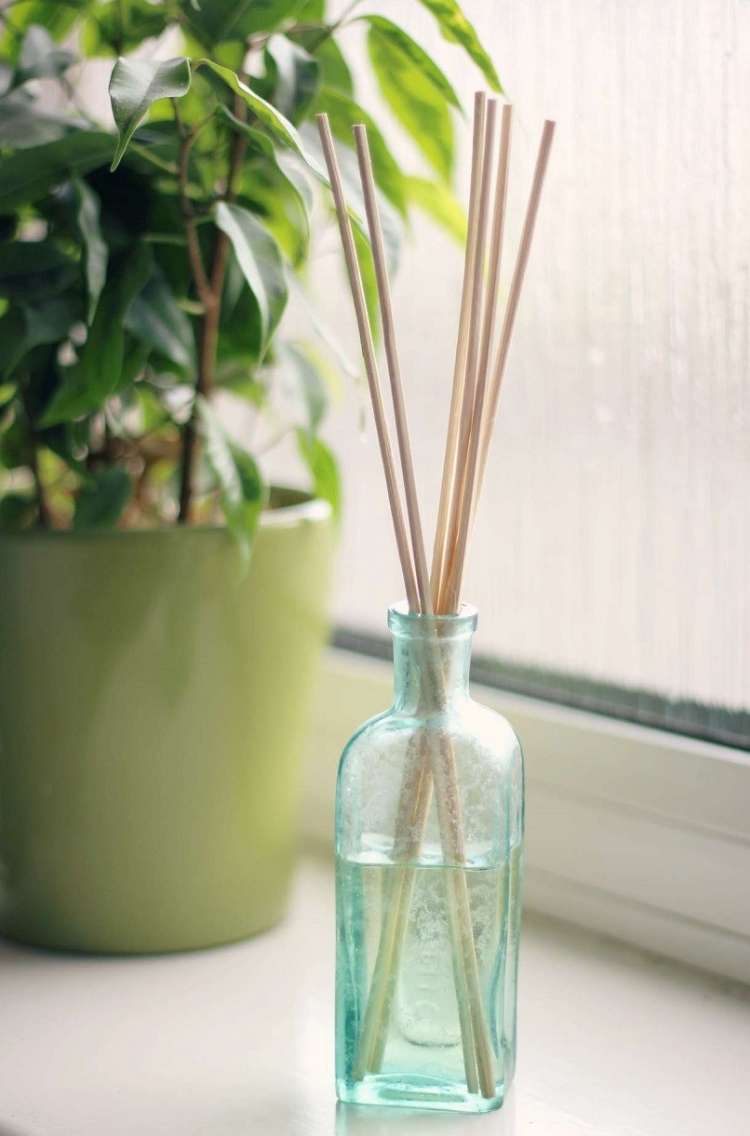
[{"left": 335, "top": 603, "right": 524, "bottom": 1114}]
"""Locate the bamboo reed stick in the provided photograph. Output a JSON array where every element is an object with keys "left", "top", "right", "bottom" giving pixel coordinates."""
[
  {"left": 440, "top": 103, "right": 513, "bottom": 613},
  {"left": 474, "top": 120, "right": 556, "bottom": 511},
  {"left": 436, "top": 99, "right": 498, "bottom": 613},
  {"left": 430, "top": 93, "right": 487, "bottom": 606},
  {"left": 352, "top": 124, "right": 496, "bottom": 1097},
  {"left": 315, "top": 115, "right": 419, "bottom": 613},
  {"left": 352, "top": 125, "right": 432, "bottom": 617}
]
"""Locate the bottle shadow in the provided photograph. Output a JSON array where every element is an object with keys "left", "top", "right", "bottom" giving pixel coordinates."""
[{"left": 335, "top": 1087, "right": 517, "bottom": 1135}]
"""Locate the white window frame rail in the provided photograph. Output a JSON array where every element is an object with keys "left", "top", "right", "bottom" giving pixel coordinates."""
[{"left": 303, "top": 647, "right": 750, "bottom": 985}]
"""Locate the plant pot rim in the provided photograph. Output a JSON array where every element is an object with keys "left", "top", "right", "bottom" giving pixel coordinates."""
[{"left": 0, "top": 486, "right": 332, "bottom": 542}]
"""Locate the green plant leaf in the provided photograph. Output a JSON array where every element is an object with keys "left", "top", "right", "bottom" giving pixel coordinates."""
[
  {"left": 14, "top": 23, "right": 76, "bottom": 85},
  {"left": 41, "top": 244, "right": 152, "bottom": 425},
  {"left": 0, "top": 91, "right": 75, "bottom": 148},
  {"left": 0, "top": 296, "right": 81, "bottom": 380},
  {"left": 196, "top": 396, "right": 266, "bottom": 554},
  {"left": 0, "top": 132, "right": 114, "bottom": 214},
  {"left": 365, "top": 16, "right": 460, "bottom": 109},
  {"left": 0, "top": 382, "right": 16, "bottom": 409},
  {"left": 296, "top": 428, "right": 340, "bottom": 519},
  {"left": 263, "top": 34, "right": 320, "bottom": 124},
  {"left": 73, "top": 467, "right": 132, "bottom": 529},
  {"left": 416, "top": 0, "right": 502, "bottom": 91},
  {"left": 290, "top": 29, "right": 353, "bottom": 95},
  {"left": 0, "top": 491, "right": 37, "bottom": 530},
  {"left": 124, "top": 268, "right": 195, "bottom": 371},
  {"left": 363, "top": 22, "right": 452, "bottom": 181},
  {"left": 317, "top": 38, "right": 353, "bottom": 94},
  {"left": 0, "top": 1, "right": 87, "bottom": 60},
  {"left": 314, "top": 86, "right": 406, "bottom": 215},
  {"left": 82, "top": 1, "right": 168, "bottom": 57},
  {"left": 0, "top": 412, "right": 30, "bottom": 469},
  {"left": 109, "top": 56, "right": 192, "bottom": 171},
  {"left": 405, "top": 175, "right": 467, "bottom": 243},
  {"left": 278, "top": 341, "right": 327, "bottom": 432},
  {"left": 297, "top": 0, "right": 324, "bottom": 18},
  {"left": 180, "top": 0, "right": 306, "bottom": 45},
  {"left": 215, "top": 202, "right": 287, "bottom": 359},
  {"left": 365, "top": 16, "right": 457, "bottom": 182},
  {"left": 73, "top": 179, "right": 108, "bottom": 324},
  {"left": 197, "top": 60, "right": 329, "bottom": 185},
  {"left": 219, "top": 106, "right": 313, "bottom": 219},
  {"left": 0, "top": 240, "right": 78, "bottom": 301},
  {"left": 352, "top": 216, "right": 379, "bottom": 336}
]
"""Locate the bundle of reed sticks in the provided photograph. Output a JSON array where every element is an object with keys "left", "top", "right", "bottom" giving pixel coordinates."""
[{"left": 317, "top": 92, "right": 554, "bottom": 1099}]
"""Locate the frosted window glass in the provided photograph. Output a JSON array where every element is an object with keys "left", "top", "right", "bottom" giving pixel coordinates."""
[{"left": 262, "top": 1, "right": 750, "bottom": 715}]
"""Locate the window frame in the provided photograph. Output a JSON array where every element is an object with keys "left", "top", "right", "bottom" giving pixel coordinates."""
[{"left": 303, "top": 642, "right": 750, "bottom": 985}]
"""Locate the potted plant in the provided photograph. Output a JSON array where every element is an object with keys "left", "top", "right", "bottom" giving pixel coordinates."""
[{"left": 0, "top": 0, "right": 499, "bottom": 952}]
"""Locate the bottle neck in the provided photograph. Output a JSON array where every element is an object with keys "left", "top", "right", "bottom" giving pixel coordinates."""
[{"left": 392, "top": 627, "right": 473, "bottom": 714}]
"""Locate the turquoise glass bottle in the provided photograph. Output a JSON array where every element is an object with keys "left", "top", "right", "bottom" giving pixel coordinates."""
[{"left": 335, "top": 604, "right": 524, "bottom": 1113}]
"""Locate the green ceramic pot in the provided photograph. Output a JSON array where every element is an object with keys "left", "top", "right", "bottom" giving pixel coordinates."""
[{"left": 0, "top": 490, "right": 334, "bottom": 953}]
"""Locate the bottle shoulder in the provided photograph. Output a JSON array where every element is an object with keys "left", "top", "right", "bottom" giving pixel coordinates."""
[{"left": 338, "top": 697, "right": 522, "bottom": 772}]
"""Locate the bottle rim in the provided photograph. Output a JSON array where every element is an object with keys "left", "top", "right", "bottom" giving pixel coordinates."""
[{"left": 388, "top": 600, "right": 478, "bottom": 636}]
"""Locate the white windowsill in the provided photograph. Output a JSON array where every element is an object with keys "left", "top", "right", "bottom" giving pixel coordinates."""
[
  {"left": 303, "top": 649, "right": 750, "bottom": 984},
  {"left": 1, "top": 855, "right": 748, "bottom": 1136}
]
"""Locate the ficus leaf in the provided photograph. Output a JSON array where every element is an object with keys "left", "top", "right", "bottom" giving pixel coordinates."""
[
  {"left": 365, "top": 16, "right": 458, "bottom": 182},
  {"left": 263, "top": 34, "right": 320, "bottom": 124},
  {"left": 215, "top": 202, "right": 287, "bottom": 359},
  {"left": 196, "top": 396, "right": 266, "bottom": 557},
  {"left": 219, "top": 106, "right": 313, "bottom": 218},
  {"left": 41, "top": 244, "right": 152, "bottom": 425},
  {"left": 289, "top": 29, "right": 353, "bottom": 95},
  {"left": 0, "top": 132, "right": 114, "bottom": 214},
  {"left": 0, "top": 90, "right": 76, "bottom": 148},
  {"left": 0, "top": 240, "right": 78, "bottom": 301},
  {"left": 109, "top": 56, "right": 192, "bottom": 171},
  {"left": 179, "top": 0, "right": 307, "bottom": 46},
  {"left": 416, "top": 0, "right": 502, "bottom": 92},
  {"left": 73, "top": 467, "right": 132, "bottom": 530},
  {"left": 197, "top": 59, "right": 330, "bottom": 186},
  {"left": 0, "top": 296, "right": 81, "bottom": 381},
  {"left": 0, "top": 491, "right": 37, "bottom": 531},
  {"left": 0, "top": 0, "right": 87, "bottom": 59},
  {"left": 364, "top": 16, "right": 461, "bottom": 110},
  {"left": 73, "top": 178, "right": 108, "bottom": 324},
  {"left": 15, "top": 23, "right": 76, "bottom": 85},
  {"left": 124, "top": 268, "right": 195, "bottom": 372},
  {"left": 277, "top": 341, "right": 328, "bottom": 433},
  {"left": 352, "top": 221, "right": 379, "bottom": 340},
  {"left": 405, "top": 176, "right": 467, "bottom": 244},
  {"left": 296, "top": 428, "right": 340, "bottom": 520}
]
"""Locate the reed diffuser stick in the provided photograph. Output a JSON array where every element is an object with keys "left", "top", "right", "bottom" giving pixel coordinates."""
[
  {"left": 440, "top": 102, "right": 513, "bottom": 614},
  {"left": 436, "top": 99, "right": 498, "bottom": 613},
  {"left": 430, "top": 92, "right": 487, "bottom": 604},
  {"left": 352, "top": 124, "right": 496, "bottom": 1097},
  {"left": 315, "top": 115, "right": 419, "bottom": 613},
  {"left": 474, "top": 119, "right": 557, "bottom": 509},
  {"left": 352, "top": 125, "right": 432, "bottom": 616}
]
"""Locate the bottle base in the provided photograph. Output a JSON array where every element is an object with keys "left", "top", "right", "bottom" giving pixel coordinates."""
[{"left": 337, "top": 1073, "right": 507, "bottom": 1114}]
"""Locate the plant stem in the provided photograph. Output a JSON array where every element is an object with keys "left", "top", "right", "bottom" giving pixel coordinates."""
[
  {"left": 176, "top": 96, "right": 248, "bottom": 524},
  {"left": 19, "top": 385, "right": 49, "bottom": 528},
  {"left": 30, "top": 446, "right": 50, "bottom": 528}
]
